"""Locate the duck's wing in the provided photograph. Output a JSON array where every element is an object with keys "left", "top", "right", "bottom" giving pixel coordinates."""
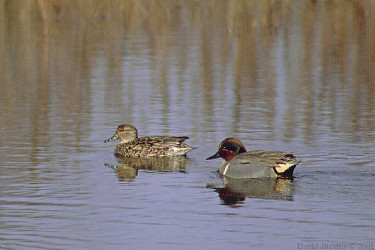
[
  {"left": 119, "top": 136, "right": 193, "bottom": 157},
  {"left": 237, "top": 151, "right": 299, "bottom": 165},
  {"left": 228, "top": 151, "right": 300, "bottom": 178},
  {"left": 139, "top": 136, "right": 189, "bottom": 143}
]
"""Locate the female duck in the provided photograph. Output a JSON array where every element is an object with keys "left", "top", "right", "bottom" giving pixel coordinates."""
[
  {"left": 105, "top": 124, "right": 194, "bottom": 157},
  {"left": 206, "top": 138, "right": 300, "bottom": 179}
]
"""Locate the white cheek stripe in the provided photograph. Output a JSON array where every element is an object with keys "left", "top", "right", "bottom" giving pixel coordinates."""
[{"left": 223, "top": 163, "right": 230, "bottom": 176}]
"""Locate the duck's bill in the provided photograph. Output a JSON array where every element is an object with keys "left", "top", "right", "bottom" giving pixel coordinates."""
[
  {"left": 206, "top": 151, "right": 220, "bottom": 160},
  {"left": 104, "top": 134, "right": 119, "bottom": 143}
]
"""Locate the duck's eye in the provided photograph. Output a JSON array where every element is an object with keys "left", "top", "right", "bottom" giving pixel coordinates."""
[{"left": 222, "top": 143, "right": 237, "bottom": 152}]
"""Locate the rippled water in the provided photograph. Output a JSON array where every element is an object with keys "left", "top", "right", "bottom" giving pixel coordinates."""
[{"left": 1, "top": 1, "right": 375, "bottom": 249}]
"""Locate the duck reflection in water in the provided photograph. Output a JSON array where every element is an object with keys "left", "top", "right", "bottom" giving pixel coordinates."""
[
  {"left": 105, "top": 156, "right": 190, "bottom": 182},
  {"left": 105, "top": 163, "right": 138, "bottom": 182},
  {"left": 207, "top": 177, "right": 294, "bottom": 207}
]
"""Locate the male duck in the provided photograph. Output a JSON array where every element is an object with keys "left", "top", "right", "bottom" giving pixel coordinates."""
[
  {"left": 206, "top": 138, "right": 300, "bottom": 179},
  {"left": 104, "top": 124, "right": 194, "bottom": 157}
]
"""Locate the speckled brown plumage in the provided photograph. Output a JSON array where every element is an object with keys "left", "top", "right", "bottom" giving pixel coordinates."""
[{"left": 105, "top": 124, "right": 194, "bottom": 157}]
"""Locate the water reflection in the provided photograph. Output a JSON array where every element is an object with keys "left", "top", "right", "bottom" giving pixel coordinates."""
[
  {"left": 1, "top": 1, "right": 375, "bottom": 249},
  {"left": 106, "top": 163, "right": 138, "bottom": 182},
  {"left": 1, "top": 0, "right": 374, "bottom": 152},
  {"left": 106, "top": 156, "right": 189, "bottom": 181},
  {"left": 208, "top": 177, "right": 294, "bottom": 207}
]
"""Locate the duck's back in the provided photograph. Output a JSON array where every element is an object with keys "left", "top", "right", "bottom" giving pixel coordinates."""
[
  {"left": 115, "top": 136, "right": 193, "bottom": 157},
  {"left": 218, "top": 150, "right": 299, "bottom": 178}
]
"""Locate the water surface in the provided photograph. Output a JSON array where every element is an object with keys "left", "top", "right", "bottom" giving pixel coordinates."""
[{"left": 1, "top": 1, "right": 375, "bottom": 249}]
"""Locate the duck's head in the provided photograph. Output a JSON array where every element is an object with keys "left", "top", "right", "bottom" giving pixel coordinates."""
[
  {"left": 206, "top": 138, "right": 247, "bottom": 161},
  {"left": 104, "top": 124, "right": 138, "bottom": 144}
]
